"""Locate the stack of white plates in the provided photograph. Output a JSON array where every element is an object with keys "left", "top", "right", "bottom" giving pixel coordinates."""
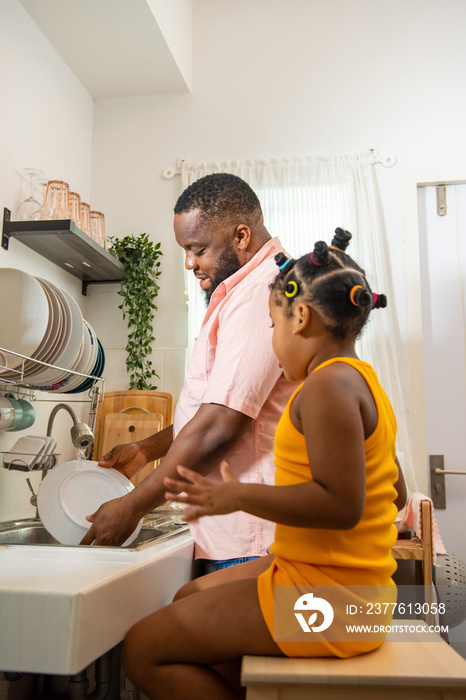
[
  {"left": 0, "top": 268, "right": 105, "bottom": 392},
  {"left": 0, "top": 269, "right": 49, "bottom": 359}
]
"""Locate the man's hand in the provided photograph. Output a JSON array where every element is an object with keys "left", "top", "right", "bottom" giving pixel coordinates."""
[
  {"left": 80, "top": 497, "right": 143, "bottom": 546},
  {"left": 164, "top": 461, "right": 241, "bottom": 521},
  {"left": 98, "top": 442, "right": 148, "bottom": 479}
]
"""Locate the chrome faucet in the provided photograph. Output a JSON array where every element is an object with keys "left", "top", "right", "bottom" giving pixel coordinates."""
[{"left": 47, "top": 403, "right": 94, "bottom": 455}]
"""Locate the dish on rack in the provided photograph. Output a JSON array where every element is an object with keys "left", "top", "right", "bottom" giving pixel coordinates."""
[
  {"left": 0, "top": 268, "right": 49, "bottom": 359},
  {"left": 26, "top": 280, "right": 83, "bottom": 386},
  {"left": 37, "top": 460, "right": 143, "bottom": 546},
  {"left": 64, "top": 336, "right": 105, "bottom": 394},
  {"left": 7, "top": 277, "right": 56, "bottom": 377},
  {"left": 2, "top": 435, "right": 48, "bottom": 470},
  {"left": 1, "top": 269, "right": 105, "bottom": 391},
  {"left": 39, "top": 319, "right": 100, "bottom": 392}
]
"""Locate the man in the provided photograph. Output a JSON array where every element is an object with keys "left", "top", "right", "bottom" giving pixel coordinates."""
[{"left": 82, "top": 173, "right": 296, "bottom": 574}]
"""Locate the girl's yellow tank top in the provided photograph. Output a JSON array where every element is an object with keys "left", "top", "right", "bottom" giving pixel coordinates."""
[{"left": 257, "top": 357, "right": 399, "bottom": 658}]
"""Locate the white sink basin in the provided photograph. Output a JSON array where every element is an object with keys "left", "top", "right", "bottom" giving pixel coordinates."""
[{"left": 0, "top": 512, "right": 194, "bottom": 675}]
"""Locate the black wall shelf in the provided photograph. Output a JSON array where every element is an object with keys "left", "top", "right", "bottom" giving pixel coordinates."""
[{"left": 2, "top": 207, "right": 124, "bottom": 295}]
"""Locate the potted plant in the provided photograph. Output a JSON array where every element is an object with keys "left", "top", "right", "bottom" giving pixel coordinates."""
[{"left": 107, "top": 232, "right": 162, "bottom": 390}]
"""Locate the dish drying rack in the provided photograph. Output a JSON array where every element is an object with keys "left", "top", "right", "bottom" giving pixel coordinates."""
[
  {"left": 0, "top": 346, "right": 105, "bottom": 395},
  {"left": 1, "top": 451, "right": 59, "bottom": 472},
  {"left": 0, "top": 346, "right": 105, "bottom": 466}
]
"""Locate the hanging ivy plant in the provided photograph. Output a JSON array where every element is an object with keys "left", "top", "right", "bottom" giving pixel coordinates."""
[{"left": 108, "top": 232, "right": 162, "bottom": 390}]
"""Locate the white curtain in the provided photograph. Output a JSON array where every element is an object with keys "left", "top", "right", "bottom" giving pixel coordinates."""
[{"left": 180, "top": 155, "right": 417, "bottom": 493}]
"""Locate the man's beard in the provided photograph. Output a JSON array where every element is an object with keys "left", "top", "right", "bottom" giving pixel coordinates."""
[{"left": 201, "top": 248, "right": 242, "bottom": 306}]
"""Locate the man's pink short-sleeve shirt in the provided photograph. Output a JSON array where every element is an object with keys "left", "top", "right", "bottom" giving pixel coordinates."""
[{"left": 174, "top": 238, "right": 296, "bottom": 560}]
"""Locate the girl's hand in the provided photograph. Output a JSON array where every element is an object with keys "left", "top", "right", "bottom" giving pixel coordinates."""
[{"left": 163, "top": 461, "right": 240, "bottom": 521}]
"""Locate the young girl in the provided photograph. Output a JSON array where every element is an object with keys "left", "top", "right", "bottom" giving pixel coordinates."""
[{"left": 122, "top": 229, "right": 407, "bottom": 700}]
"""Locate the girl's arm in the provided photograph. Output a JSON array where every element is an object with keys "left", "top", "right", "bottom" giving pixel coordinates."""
[
  {"left": 165, "top": 364, "right": 368, "bottom": 530},
  {"left": 165, "top": 464, "right": 361, "bottom": 529}
]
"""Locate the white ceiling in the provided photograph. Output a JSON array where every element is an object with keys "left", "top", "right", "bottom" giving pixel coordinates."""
[{"left": 18, "top": 0, "right": 191, "bottom": 100}]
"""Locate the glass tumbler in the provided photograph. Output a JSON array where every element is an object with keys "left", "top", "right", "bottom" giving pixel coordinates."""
[
  {"left": 69, "top": 192, "right": 82, "bottom": 228},
  {"left": 40, "top": 180, "right": 70, "bottom": 220},
  {"left": 90, "top": 210, "right": 106, "bottom": 248},
  {"left": 80, "top": 202, "right": 91, "bottom": 235}
]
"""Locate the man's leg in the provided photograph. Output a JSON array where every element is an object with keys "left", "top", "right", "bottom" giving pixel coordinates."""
[
  {"left": 175, "top": 553, "right": 274, "bottom": 600},
  {"left": 194, "top": 555, "right": 259, "bottom": 578}
]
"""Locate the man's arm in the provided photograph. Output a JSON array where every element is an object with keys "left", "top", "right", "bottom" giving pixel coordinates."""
[
  {"left": 98, "top": 425, "right": 175, "bottom": 478},
  {"left": 394, "top": 457, "right": 407, "bottom": 511},
  {"left": 81, "top": 403, "right": 252, "bottom": 545}
]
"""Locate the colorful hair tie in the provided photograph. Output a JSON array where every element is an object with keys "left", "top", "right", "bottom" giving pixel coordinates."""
[
  {"left": 278, "top": 256, "right": 292, "bottom": 271},
  {"left": 310, "top": 252, "right": 324, "bottom": 266},
  {"left": 350, "top": 285, "right": 363, "bottom": 306},
  {"left": 285, "top": 280, "right": 299, "bottom": 298},
  {"left": 373, "top": 293, "right": 378, "bottom": 306}
]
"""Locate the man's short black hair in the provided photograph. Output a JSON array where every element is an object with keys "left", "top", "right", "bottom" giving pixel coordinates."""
[{"left": 174, "top": 173, "right": 262, "bottom": 227}]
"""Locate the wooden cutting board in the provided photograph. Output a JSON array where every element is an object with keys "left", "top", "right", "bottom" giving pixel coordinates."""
[
  {"left": 99, "top": 412, "right": 163, "bottom": 486},
  {"left": 93, "top": 390, "right": 174, "bottom": 459}
]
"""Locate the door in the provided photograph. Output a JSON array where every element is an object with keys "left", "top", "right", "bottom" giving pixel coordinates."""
[
  {"left": 418, "top": 184, "right": 466, "bottom": 651},
  {"left": 418, "top": 183, "right": 466, "bottom": 559}
]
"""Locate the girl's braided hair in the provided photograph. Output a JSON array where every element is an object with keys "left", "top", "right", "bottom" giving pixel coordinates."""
[{"left": 271, "top": 228, "right": 387, "bottom": 340}]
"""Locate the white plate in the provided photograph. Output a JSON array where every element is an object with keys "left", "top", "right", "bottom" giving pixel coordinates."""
[
  {"left": 0, "top": 268, "right": 49, "bottom": 358},
  {"left": 52, "top": 320, "right": 99, "bottom": 393},
  {"left": 10, "top": 282, "right": 68, "bottom": 382},
  {"left": 37, "top": 460, "right": 143, "bottom": 546},
  {"left": 6, "top": 280, "right": 56, "bottom": 379},
  {"left": 32, "top": 282, "right": 64, "bottom": 365},
  {"left": 40, "top": 318, "right": 95, "bottom": 393},
  {"left": 28, "top": 282, "right": 83, "bottom": 386}
]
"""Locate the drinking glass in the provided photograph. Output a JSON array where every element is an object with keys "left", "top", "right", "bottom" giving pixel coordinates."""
[
  {"left": 30, "top": 178, "right": 49, "bottom": 220},
  {"left": 80, "top": 202, "right": 91, "bottom": 235},
  {"left": 90, "top": 211, "right": 106, "bottom": 248},
  {"left": 15, "top": 168, "right": 45, "bottom": 220},
  {"left": 69, "top": 192, "right": 82, "bottom": 228},
  {"left": 40, "top": 180, "right": 70, "bottom": 220}
]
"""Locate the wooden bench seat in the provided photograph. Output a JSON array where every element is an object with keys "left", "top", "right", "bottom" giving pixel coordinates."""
[{"left": 241, "top": 621, "right": 466, "bottom": 700}]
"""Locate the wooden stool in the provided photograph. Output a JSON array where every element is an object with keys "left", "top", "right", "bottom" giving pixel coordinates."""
[
  {"left": 241, "top": 621, "right": 466, "bottom": 699},
  {"left": 392, "top": 499, "right": 434, "bottom": 587},
  {"left": 392, "top": 499, "right": 437, "bottom": 625}
]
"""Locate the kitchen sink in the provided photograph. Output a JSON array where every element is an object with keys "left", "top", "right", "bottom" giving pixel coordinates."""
[{"left": 0, "top": 510, "right": 189, "bottom": 549}]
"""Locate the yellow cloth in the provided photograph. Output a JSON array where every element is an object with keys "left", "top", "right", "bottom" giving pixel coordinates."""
[{"left": 257, "top": 358, "right": 399, "bottom": 658}]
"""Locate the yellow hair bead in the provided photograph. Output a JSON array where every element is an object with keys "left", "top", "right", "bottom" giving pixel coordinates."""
[
  {"left": 285, "top": 280, "right": 299, "bottom": 298},
  {"left": 350, "top": 285, "right": 362, "bottom": 306}
]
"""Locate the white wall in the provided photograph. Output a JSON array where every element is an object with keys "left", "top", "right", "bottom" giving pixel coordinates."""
[
  {"left": 88, "top": 98, "right": 189, "bottom": 401},
  {"left": 0, "top": 1, "right": 95, "bottom": 520},
  {"left": 146, "top": 0, "right": 193, "bottom": 89}
]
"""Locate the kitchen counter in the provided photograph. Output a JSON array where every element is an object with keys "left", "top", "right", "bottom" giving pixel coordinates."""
[{"left": 0, "top": 526, "right": 193, "bottom": 675}]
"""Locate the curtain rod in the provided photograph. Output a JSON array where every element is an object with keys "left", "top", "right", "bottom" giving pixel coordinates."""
[
  {"left": 161, "top": 148, "right": 397, "bottom": 179},
  {"left": 162, "top": 159, "right": 186, "bottom": 179}
]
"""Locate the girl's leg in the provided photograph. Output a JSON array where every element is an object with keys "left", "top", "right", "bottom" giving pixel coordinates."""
[
  {"left": 123, "top": 576, "right": 283, "bottom": 700},
  {"left": 174, "top": 553, "right": 274, "bottom": 600}
]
